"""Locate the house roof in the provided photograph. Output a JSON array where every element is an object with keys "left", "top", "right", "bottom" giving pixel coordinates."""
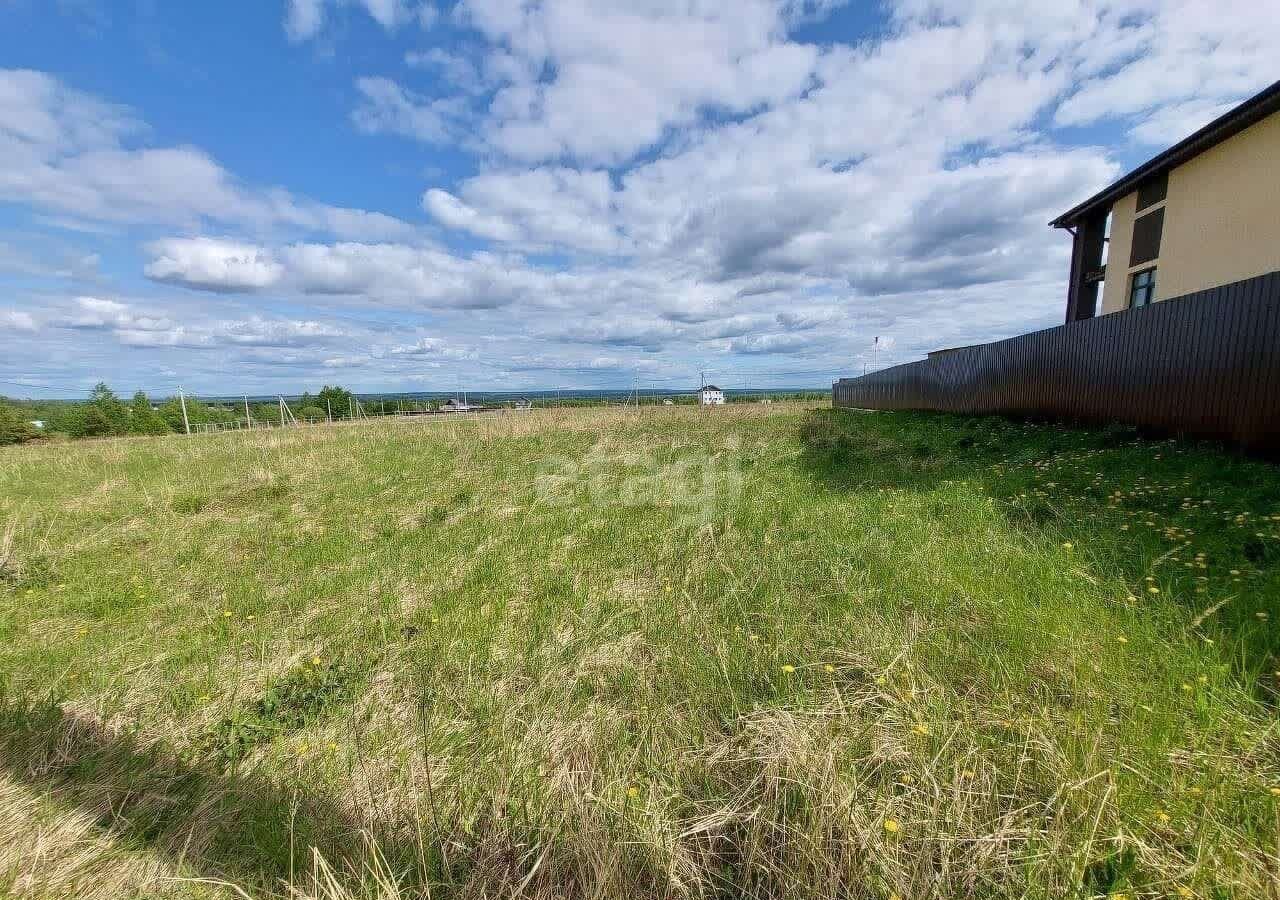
[
  {"left": 1049, "top": 79, "right": 1280, "bottom": 228},
  {"left": 701, "top": 385, "right": 722, "bottom": 391}
]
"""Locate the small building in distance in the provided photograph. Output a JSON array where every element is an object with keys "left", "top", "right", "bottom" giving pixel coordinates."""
[
  {"left": 699, "top": 385, "right": 725, "bottom": 406},
  {"left": 513, "top": 397, "right": 533, "bottom": 410},
  {"left": 440, "top": 398, "right": 482, "bottom": 413}
]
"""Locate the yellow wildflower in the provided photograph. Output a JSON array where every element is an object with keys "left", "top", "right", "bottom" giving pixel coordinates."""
[
  {"left": 883, "top": 818, "right": 900, "bottom": 834},
  {"left": 823, "top": 664, "right": 836, "bottom": 674},
  {"left": 626, "top": 785, "right": 641, "bottom": 799},
  {"left": 781, "top": 664, "right": 796, "bottom": 674}
]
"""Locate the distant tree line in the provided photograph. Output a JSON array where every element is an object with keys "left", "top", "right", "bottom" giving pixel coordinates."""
[
  {"left": 0, "top": 383, "right": 831, "bottom": 446},
  {"left": 0, "top": 383, "right": 362, "bottom": 444}
]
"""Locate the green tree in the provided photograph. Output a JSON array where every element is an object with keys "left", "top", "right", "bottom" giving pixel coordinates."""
[
  {"left": 68, "top": 383, "right": 129, "bottom": 437},
  {"left": 0, "top": 403, "right": 38, "bottom": 445},
  {"left": 129, "top": 391, "right": 170, "bottom": 435},
  {"left": 315, "top": 385, "right": 354, "bottom": 419}
]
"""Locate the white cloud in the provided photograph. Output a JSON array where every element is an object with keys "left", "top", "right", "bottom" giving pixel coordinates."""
[
  {"left": 460, "top": 0, "right": 821, "bottom": 165},
  {"left": 285, "top": 0, "right": 424, "bottom": 42},
  {"left": 0, "top": 69, "right": 416, "bottom": 241},
  {"left": 351, "top": 77, "right": 468, "bottom": 144},
  {"left": 0, "top": 309, "right": 38, "bottom": 331},
  {"left": 144, "top": 237, "right": 284, "bottom": 293},
  {"left": 422, "top": 189, "right": 519, "bottom": 242}
]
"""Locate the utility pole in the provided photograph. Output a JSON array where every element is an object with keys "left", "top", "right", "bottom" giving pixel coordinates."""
[
  {"left": 178, "top": 386, "right": 191, "bottom": 435},
  {"left": 278, "top": 396, "right": 285, "bottom": 428},
  {"left": 243, "top": 395, "right": 251, "bottom": 430},
  {"left": 326, "top": 399, "right": 332, "bottom": 424}
]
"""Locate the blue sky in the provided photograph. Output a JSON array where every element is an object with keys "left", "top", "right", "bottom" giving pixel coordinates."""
[{"left": 1, "top": 0, "right": 1275, "bottom": 398}]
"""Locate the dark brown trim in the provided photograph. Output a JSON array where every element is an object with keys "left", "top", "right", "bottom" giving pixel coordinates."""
[
  {"left": 1050, "top": 79, "right": 1280, "bottom": 228},
  {"left": 1064, "top": 208, "right": 1106, "bottom": 322}
]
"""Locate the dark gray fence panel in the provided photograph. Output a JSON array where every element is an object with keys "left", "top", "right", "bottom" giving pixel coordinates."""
[{"left": 833, "top": 271, "right": 1280, "bottom": 452}]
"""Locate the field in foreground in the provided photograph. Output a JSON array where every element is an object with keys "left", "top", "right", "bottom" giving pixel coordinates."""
[{"left": 2, "top": 404, "right": 1279, "bottom": 900}]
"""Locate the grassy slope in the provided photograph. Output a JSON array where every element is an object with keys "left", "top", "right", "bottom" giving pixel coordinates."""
[{"left": 0, "top": 404, "right": 1278, "bottom": 899}]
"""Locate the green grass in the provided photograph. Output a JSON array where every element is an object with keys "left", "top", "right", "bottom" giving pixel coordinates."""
[{"left": 1, "top": 404, "right": 1278, "bottom": 899}]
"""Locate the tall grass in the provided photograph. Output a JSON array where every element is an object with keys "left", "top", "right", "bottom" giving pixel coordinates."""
[{"left": 1, "top": 404, "right": 1278, "bottom": 898}]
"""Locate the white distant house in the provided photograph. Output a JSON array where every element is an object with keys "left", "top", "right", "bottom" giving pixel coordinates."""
[
  {"left": 29, "top": 420, "right": 45, "bottom": 429},
  {"left": 698, "top": 385, "right": 725, "bottom": 406}
]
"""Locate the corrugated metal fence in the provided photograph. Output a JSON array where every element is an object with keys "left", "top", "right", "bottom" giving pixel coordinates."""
[{"left": 833, "top": 270, "right": 1280, "bottom": 452}]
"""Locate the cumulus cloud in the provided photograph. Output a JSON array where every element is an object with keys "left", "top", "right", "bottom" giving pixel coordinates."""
[
  {"left": 422, "top": 189, "right": 519, "bottom": 242},
  {"left": 144, "top": 238, "right": 284, "bottom": 293},
  {"left": 457, "top": 0, "right": 821, "bottom": 165},
  {"left": 0, "top": 69, "right": 416, "bottom": 241}
]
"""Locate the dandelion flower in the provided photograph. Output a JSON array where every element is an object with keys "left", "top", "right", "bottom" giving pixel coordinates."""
[
  {"left": 781, "top": 664, "right": 796, "bottom": 674},
  {"left": 1154, "top": 810, "right": 1171, "bottom": 824},
  {"left": 910, "top": 724, "right": 930, "bottom": 737},
  {"left": 883, "top": 818, "right": 900, "bottom": 834},
  {"left": 627, "top": 785, "right": 641, "bottom": 799},
  {"left": 312, "top": 656, "right": 322, "bottom": 666},
  {"left": 823, "top": 664, "right": 836, "bottom": 674},
  {"left": 1181, "top": 682, "right": 1194, "bottom": 692},
  {"left": 1062, "top": 542, "right": 1073, "bottom": 550},
  {"left": 1269, "top": 786, "right": 1280, "bottom": 797},
  {"left": 222, "top": 610, "right": 232, "bottom": 617},
  {"left": 1116, "top": 635, "right": 1129, "bottom": 644},
  {"left": 1147, "top": 586, "right": 1160, "bottom": 594}
]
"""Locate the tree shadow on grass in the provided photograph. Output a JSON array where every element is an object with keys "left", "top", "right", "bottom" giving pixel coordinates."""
[
  {"left": 0, "top": 698, "right": 431, "bottom": 898},
  {"left": 796, "top": 408, "right": 1280, "bottom": 679}
]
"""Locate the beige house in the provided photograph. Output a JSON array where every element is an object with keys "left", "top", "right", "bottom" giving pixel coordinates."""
[{"left": 1052, "top": 80, "right": 1280, "bottom": 321}]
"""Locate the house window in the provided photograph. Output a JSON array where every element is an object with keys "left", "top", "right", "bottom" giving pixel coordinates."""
[{"left": 1129, "top": 268, "right": 1156, "bottom": 308}]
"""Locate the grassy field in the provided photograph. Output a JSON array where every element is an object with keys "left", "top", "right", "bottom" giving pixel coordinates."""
[{"left": 1, "top": 403, "right": 1279, "bottom": 899}]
